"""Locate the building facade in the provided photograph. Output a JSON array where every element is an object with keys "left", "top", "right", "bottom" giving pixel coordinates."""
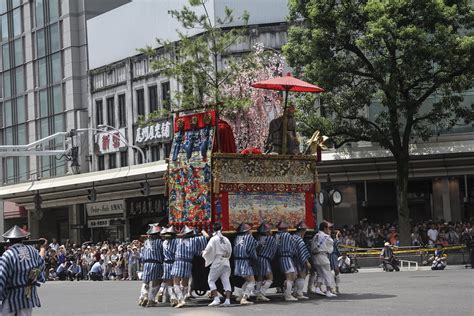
[
  {"left": 0, "top": 0, "right": 471, "bottom": 243},
  {"left": 0, "top": 0, "right": 130, "bottom": 240}
]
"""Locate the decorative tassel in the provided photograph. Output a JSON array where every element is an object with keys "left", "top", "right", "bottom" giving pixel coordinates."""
[
  {"left": 315, "top": 179, "right": 321, "bottom": 194},
  {"left": 213, "top": 178, "right": 220, "bottom": 194}
]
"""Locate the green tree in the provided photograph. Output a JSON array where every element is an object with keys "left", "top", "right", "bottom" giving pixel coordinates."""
[
  {"left": 141, "top": 0, "right": 249, "bottom": 110},
  {"left": 284, "top": 0, "right": 474, "bottom": 244}
]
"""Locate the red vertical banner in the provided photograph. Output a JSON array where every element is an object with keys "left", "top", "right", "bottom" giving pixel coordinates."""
[{"left": 305, "top": 192, "right": 315, "bottom": 229}]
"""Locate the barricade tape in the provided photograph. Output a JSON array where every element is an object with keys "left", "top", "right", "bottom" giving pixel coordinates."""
[{"left": 338, "top": 244, "right": 466, "bottom": 256}]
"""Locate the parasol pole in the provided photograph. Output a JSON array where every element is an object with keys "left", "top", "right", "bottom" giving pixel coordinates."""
[{"left": 281, "top": 89, "right": 289, "bottom": 155}]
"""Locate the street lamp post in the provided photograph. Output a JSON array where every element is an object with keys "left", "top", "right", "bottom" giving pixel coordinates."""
[{"left": 97, "top": 124, "right": 147, "bottom": 164}]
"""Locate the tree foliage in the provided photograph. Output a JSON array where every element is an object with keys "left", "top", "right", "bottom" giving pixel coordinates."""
[
  {"left": 284, "top": 0, "right": 474, "bottom": 244},
  {"left": 141, "top": 0, "right": 249, "bottom": 109}
]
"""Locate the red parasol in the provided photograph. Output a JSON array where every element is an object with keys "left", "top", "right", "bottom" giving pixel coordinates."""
[
  {"left": 251, "top": 72, "right": 324, "bottom": 93},
  {"left": 251, "top": 73, "right": 324, "bottom": 154}
]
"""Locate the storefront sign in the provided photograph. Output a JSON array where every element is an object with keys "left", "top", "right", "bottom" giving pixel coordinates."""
[
  {"left": 96, "top": 128, "right": 127, "bottom": 154},
  {"left": 86, "top": 200, "right": 125, "bottom": 217},
  {"left": 135, "top": 119, "right": 173, "bottom": 145},
  {"left": 127, "top": 195, "right": 167, "bottom": 217},
  {"left": 88, "top": 219, "right": 110, "bottom": 228},
  {"left": 87, "top": 218, "right": 125, "bottom": 228}
]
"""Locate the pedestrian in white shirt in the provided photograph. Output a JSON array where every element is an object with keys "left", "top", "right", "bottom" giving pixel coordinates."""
[
  {"left": 202, "top": 222, "right": 232, "bottom": 307},
  {"left": 427, "top": 223, "right": 439, "bottom": 246}
]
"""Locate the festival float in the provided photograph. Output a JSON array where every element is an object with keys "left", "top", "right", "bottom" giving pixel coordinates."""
[{"left": 164, "top": 73, "right": 327, "bottom": 294}]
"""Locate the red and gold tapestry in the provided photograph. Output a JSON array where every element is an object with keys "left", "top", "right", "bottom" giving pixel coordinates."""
[
  {"left": 212, "top": 154, "right": 318, "bottom": 231},
  {"left": 168, "top": 111, "right": 216, "bottom": 225}
]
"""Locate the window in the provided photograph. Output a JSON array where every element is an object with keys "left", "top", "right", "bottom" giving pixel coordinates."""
[
  {"left": 2, "top": 43, "right": 9, "bottom": 70},
  {"left": 14, "top": 38, "right": 23, "bottom": 66},
  {"left": 37, "top": 57, "right": 47, "bottom": 87},
  {"left": 53, "top": 113, "right": 63, "bottom": 133},
  {"left": 35, "top": 0, "right": 44, "bottom": 27},
  {"left": 5, "top": 157, "right": 14, "bottom": 183},
  {"left": 12, "top": 7, "right": 21, "bottom": 37},
  {"left": 3, "top": 71, "right": 11, "bottom": 98},
  {"left": 136, "top": 89, "right": 145, "bottom": 116},
  {"left": 50, "top": 23, "right": 60, "bottom": 52},
  {"left": 51, "top": 52, "right": 61, "bottom": 82},
  {"left": 120, "top": 151, "right": 128, "bottom": 167},
  {"left": 16, "top": 96, "right": 25, "bottom": 123},
  {"left": 0, "top": 0, "right": 6, "bottom": 14},
  {"left": 40, "top": 156, "right": 50, "bottom": 178},
  {"left": 150, "top": 145, "right": 160, "bottom": 162},
  {"left": 39, "top": 89, "right": 48, "bottom": 117},
  {"left": 1, "top": 14, "right": 8, "bottom": 41},
  {"left": 15, "top": 66, "right": 24, "bottom": 94},
  {"left": 36, "top": 29, "right": 45, "bottom": 57},
  {"left": 161, "top": 81, "right": 171, "bottom": 110},
  {"left": 106, "top": 97, "right": 115, "bottom": 126},
  {"left": 39, "top": 117, "right": 48, "bottom": 137},
  {"left": 109, "top": 153, "right": 116, "bottom": 169},
  {"left": 49, "top": 0, "right": 59, "bottom": 21},
  {"left": 18, "top": 156, "right": 27, "bottom": 182},
  {"left": 17, "top": 123, "right": 26, "bottom": 144},
  {"left": 118, "top": 94, "right": 126, "bottom": 127},
  {"left": 96, "top": 100, "right": 103, "bottom": 126},
  {"left": 52, "top": 85, "right": 62, "bottom": 113},
  {"left": 149, "top": 85, "right": 158, "bottom": 113},
  {"left": 98, "top": 155, "right": 105, "bottom": 171},
  {"left": 4, "top": 100, "right": 12, "bottom": 126}
]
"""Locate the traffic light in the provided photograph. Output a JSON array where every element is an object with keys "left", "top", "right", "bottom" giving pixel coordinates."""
[
  {"left": 87, "top": 188, "right": 97, "bottom": 202},
  {"left": 140, "top": 182, "right": 150, "bottom": 196}
]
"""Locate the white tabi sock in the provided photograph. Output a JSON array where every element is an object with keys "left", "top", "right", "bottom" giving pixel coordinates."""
[
  {"left": 284, "top": 280, "right": 294, "bottom": 297},
  {"left": 168, "top": 286, "right": 177, "bottom": 300},
  {"left": 174, "top": 285, "right": 183, "bottom": 301},
  {"left": 239, "top": 281, "right": 248, "bottom": 297},
  {"left": 261, "top": 280, "right": 272, "bottom": 295},
  {"left": 295, "top": 278, "right": 305, "bottom": 296},
  {"left": 149, "top": 286, "right": 159, "bottom": 301},
  {"left": 182, "top": 286, "right": 189, "bottom": 300},
  {"left": 255, "top": 281, "right": 263, "bottom": 295},
  {"left": 212, "top": 296, "right": 220, "bottom": 304},
  {"left": 140, "top": 283, "right": 149, "bottom": 300},
  {"left": 335, "top": 275, "right": 341, "bottom": 286},
  {"left": 308, "top": 275, "right": 315, "bottom": 291},
  {"left": 244, "top": 281, "right": 256, "bottom": 298},
  {"left": 160, "top": 285, "right": 168, "bottom": 302}
]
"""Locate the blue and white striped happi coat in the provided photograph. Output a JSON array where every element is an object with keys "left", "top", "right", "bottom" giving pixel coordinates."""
[
  {"left": 171, "top": 236, "right": 207, "bottom": 278},
  {"left": 256, "top": 235, "right": 277, "bottom": 276},
  {"left": 0, "top": 243, "right": 45, "bottom": 314},
  {"left": 233, "top": 234, "right": 257, "bottom": 277},
  {"left": 292, "top": 234, "right": 311, "bottom": 273},
  {"left": 162, "top": 238, "right": 178, "bottom": 280},
  {"left": 141, "top": 238, "right": 163, "bottom": 282},
  {"left": 275, "top": 232, "right": 297, "bottom": 273}
]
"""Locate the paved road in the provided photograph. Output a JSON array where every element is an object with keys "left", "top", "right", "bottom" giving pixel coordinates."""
[{"left": 34, "top": 268, "right": 473, "bottom": 316}]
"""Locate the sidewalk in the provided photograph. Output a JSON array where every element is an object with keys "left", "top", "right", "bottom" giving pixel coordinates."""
[{"left": 357, "top": 264, "right": 470, "bottom": 273}]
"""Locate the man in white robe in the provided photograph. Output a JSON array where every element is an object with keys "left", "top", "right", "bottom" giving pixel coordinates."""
[{"left": 202, "top": 222, "right": 232, "bottom": 307}]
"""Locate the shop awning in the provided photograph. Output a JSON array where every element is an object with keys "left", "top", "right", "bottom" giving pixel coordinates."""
[{"left": 0, "top": 161, "right": 167, "bottom": 209}]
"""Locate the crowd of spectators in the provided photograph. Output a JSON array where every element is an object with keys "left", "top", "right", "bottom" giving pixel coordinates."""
[
  {"left": 334, "top": 219, "right": 473, "bottom": 248},
  {"left": 44, "top": 238, "right": 145, "bottom": 282},
  {"left": 42, "top": 219, "right": 472, "bottom": 281}
]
